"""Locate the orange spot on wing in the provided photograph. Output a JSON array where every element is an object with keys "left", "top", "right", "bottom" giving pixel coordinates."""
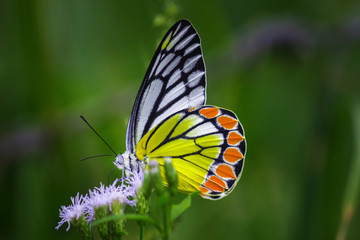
[
  {"left": 204, "top": 179, "right": 224, "bottom": 192},
  {"left": 199, "top": 107, "right": 220, "bottom": 118},
  {"left": 227, "top": 131, "right": 244, "bottom": 145},
  {"left": 217, "top": 115, "right": 237, "bottom": 129},
  {"left": 199, "top": 186, "right": 210, "bottom": 194},
  {"left": 216, "top": 164, "right": 237, "bottom": 179},
  {"left": 223, "top": 147, "right": 243, "bottom": 163},
  {"left": 188, "top": 107, "right": 198, "bottom": 112},
  {"left": 209, "top": 175, "right": 227, "bottom": 189}
]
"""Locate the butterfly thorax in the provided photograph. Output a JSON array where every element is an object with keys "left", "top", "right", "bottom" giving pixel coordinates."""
[{"left": 114, "top": 151, "right": 146, "bottom": 173}]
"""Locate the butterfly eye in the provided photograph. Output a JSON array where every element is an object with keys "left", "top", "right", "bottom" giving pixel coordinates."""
[{"left": 114, "top": 154, "right": 125, "bottom": 169}]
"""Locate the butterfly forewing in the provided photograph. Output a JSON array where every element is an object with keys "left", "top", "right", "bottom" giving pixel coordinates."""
[
  {"left": 136, "top": 106, "right": 246, "bottom": 200},
  {"left": 126, "top": 20, "right": 206, "bottom": 152}
]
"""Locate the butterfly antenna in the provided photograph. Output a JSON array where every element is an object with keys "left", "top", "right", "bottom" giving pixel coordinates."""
[
  {"left": 107, "top": 166, "right": 118, "bottom": 185},
  {"left": 80, "top": 154, "right": 116, "bottom": 162},
  {"left": 80, "top": 115, "right": 117, "bottom": 156}
]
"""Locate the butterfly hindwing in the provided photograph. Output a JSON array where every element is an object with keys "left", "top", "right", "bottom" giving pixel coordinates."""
[
  {"left": 135, "top": 106, "right": 246, "bottom": 200},
  {"left": 126, "top": 20, "right": 206, "bottom": 152}
]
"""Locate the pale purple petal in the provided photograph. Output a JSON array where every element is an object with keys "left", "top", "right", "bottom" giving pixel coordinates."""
[{"left": 56, "top": 193, "right": 87, "bottom": 231}]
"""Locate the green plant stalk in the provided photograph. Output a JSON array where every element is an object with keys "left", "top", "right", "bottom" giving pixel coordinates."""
[
  {"left": 162, "top": 198, "right": 171, "bottom": 240},
  {"left": 139, "top": 224, "right": 144, "bottom": 240},
  {"left": 162, "top": 158, "right": 178, "bottom": 240}
]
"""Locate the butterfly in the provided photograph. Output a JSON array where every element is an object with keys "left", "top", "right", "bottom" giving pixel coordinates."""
[{"left": 115, "top": 20, "right": 246, "bottom": 200}]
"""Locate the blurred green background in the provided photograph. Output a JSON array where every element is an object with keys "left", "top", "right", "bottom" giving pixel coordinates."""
[{"left": 1, "top": 0, "right": 360, "bottom": 239}]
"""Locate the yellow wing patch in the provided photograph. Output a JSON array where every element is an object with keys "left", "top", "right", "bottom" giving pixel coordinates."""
[
  {"left": 161, "top": 32, "right": 172, "bottom": 50},
  {"left": 152, "top": 138, "right": 201, "bottom": 157},
  {"left": 170, "top": 114, "right": 203, "bottom": 138},
  {"left": 137, "top": 113, "right": 183, "bottom": 159}
]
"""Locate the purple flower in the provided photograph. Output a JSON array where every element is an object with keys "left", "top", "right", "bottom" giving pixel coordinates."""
[
  {"left": 84, "top": 179, "right": 136, "bottom": 222},
  {"left": 56, "top": 193, "right": 87, "bottom": 231},
  {"left": 125, "top": 168, "right": 144, "bottom": 194},
  {"left": 56, "top": 172, "right": 145, "bottom": 231}
]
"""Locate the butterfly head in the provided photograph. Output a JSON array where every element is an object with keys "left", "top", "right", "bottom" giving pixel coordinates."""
[{"left": 114, "top": 151, "right": 145, "bottom": 174}]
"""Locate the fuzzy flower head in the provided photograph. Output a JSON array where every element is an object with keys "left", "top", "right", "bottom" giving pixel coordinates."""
[
  {"left": 56, "top": 193, "right": 87, "bottom": 231},
  {"left": 126, "top": 167, "right": 144, "bottom": 193},
  {"left": 84, "top": 179, "right": 136, "bottom": 222}
]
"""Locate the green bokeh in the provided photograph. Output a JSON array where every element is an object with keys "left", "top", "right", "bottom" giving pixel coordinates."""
[{"left": 1, "top": 0, "right": 360, "bottom": 239}]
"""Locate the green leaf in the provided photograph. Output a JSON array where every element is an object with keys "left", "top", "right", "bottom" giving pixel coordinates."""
[{"left": 170, "top": 194, "right": 193, "bottom": 222}]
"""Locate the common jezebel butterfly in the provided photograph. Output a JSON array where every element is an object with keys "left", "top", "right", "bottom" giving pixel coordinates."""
[{"left": 114, "top": 20, "right": 246, "bottom": 200}]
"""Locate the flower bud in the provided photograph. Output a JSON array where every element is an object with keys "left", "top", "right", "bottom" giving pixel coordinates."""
[
  {"left": 140, "top": 169, "right": 152, "bottom": 199},
  {"left": 71, "top": 215, "right": 92, "bottom": 240},
  {"left": 110, "top": 199, "right": 126, "bottom": 238},
  {"left": 164, "top": 158, "right": 178, "bottom": 196},
  {"left": 148, "top": 160, "right": 165, "bottom": 195},
  {"left": 137, "top": 191, "right": 150, "bottom": 213},
  {"left": 94, "top": 206, "right": 109, "bottom": 239}
]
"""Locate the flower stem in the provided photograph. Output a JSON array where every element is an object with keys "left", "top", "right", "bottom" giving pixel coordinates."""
[
  {"left": 139, "top": 224, "right": 144, "bottom": 240},
  {"left": 162, "top": 201, "right": 171, "bottom": 240}
]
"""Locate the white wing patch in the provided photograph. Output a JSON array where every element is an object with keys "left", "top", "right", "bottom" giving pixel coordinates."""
[
  {"left": 189, "top": 86, "right": 205, "bottom": 106},
  {"left": 162, "top": 56, "right": 181, "bottom": 77},
  {"left": 159, "top": 82, "right": 186, "bottom": 109},
  {"left": 188, "top": 71, "right": 205, "bottom": 88},
  {"left": 185, "top": 43, "right": 200, "bottom": 56},
  {"left": 152, "top": 95, "right": 189, "bottom": 129},
  {"left": 186, "top": 122, "right": 218, "bottom": 137},
  {"left": 136, "top": 79, "right": 163, "bottom": 144},
  {"left": 156, "top": 53, "right": 174, "bottom": 76},
  {"left": 175, "top": 34, "right": 196, "bottom": 51},
  {"left": 166, "top": 69, "right": 181, "bottom": 89},
  {"left": 184, "top": 55, "right": 201, "bottom": 73}
]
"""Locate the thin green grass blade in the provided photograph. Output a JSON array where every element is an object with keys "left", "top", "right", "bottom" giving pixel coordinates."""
[{"left": 336, "top": 100, "right": 360, "bottom": 240}]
